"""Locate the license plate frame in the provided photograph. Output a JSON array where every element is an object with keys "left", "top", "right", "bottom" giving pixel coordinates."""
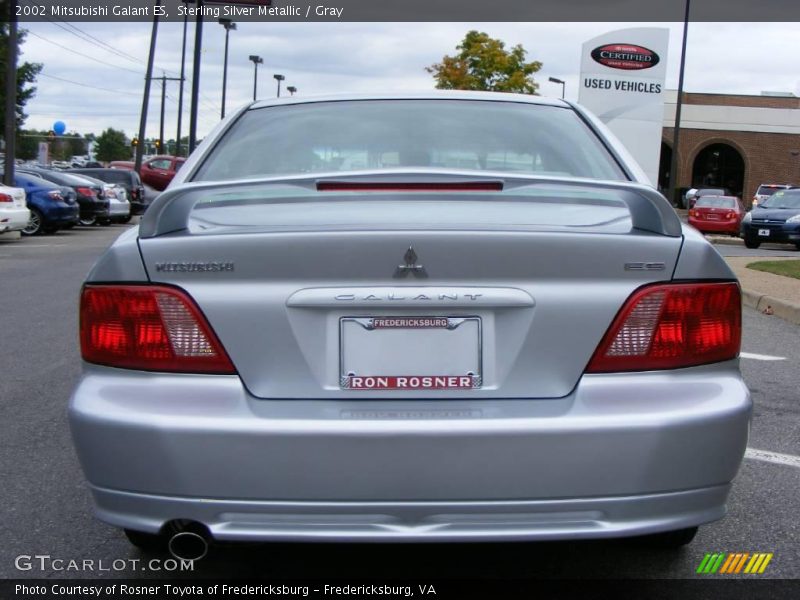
[
  {"left": 758, "top": 228, "right": 770, "bottom": 236},
  {"left": 339, "top": 316, "right": 482, "bottom": 390}
]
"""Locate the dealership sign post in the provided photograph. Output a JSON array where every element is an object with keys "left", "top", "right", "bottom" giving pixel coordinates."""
[{"left": 578, "top": 28, "right": 669, "bottom": 186}]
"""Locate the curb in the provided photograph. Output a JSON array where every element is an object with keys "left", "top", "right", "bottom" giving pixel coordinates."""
[
  {"left": 706, "top": 235, "right": 743, "bottom": 246},
  {"left": 742, "top": 288, "right": 800, "bottom": 325}
]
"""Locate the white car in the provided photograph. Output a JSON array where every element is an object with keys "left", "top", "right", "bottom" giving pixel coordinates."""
[
  {"left": 0, "top": 184, "right": 30, "bottom": 234},
  {"left": 103, "top": 184, "right": 132, "bottom": 223}
]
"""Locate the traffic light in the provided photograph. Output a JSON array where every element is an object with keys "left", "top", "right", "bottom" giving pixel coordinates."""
[
  {"left": 132, "top": 138, "right": 139, "bottom": 147},
  {"left": 154, "top": 140, "right": 161, "bottom": 150}
]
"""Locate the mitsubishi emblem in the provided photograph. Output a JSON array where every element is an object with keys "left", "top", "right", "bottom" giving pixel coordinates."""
[{"left": 394, "top": 246, "right": 428, "bottom": 278}]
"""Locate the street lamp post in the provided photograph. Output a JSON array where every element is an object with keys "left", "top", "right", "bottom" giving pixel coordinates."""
[
  {"left": 286, "top": 86, "right": 297, "bottom": 96},
  {"left": 219, "top": 18, "right": 236, "bottom": 119},
  {"left": 249, "top": 55, "right": 263, "bottom": 101},
  {"left": 548, "top": 76, "right": 566, "bottom": 99},
  {"left": 274, "top": 73, "right": 285, "bottom": 97}
]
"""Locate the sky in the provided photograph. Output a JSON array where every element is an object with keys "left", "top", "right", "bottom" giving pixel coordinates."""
[{"left": 18, "top": 21, "right": 800, "bottom": 141}]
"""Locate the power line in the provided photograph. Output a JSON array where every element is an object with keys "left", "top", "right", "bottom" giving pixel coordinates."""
[
  {"left": 54, "top": 21, "right": 146, "bottom": 67},
  {"left": 39, "top": 72, "right": 140, "bottom": 97},
  {"left": 26, "top": 30, "right": 143, "bottom": 75}
]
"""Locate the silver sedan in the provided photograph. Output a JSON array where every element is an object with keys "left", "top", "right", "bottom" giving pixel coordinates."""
[{"left": 69, "top": 92, "right": 750, "bottom": 559}]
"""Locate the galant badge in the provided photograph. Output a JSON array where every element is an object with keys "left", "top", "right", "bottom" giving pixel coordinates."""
[{"left": 393, "top": 246, "right": 428, "bottom": 278}]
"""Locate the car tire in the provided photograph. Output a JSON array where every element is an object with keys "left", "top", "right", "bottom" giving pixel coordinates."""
[
  {"left": 744, "top": 239, "right": 761, "bottom": 249},
  {"left": 795, "top": 243, "right": 800, "bottom": 251},
  {"left": 123, "top": 529, "right": 166, "bottom": 553},
  {"left": 21, "top": 209, "right": 44, "bottom": 236},
  {"left": 635, "top": 526, "right": 699, "bottom": 548},
  {"left": 79, "top": 215, "right": 97, "bottom": 227}
]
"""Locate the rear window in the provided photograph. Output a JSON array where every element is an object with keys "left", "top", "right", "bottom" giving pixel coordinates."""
[
  {"left": 756, "top": 185, "right": 789, "bottom": 196},
  {"left": 194, "top": 100, "right": 626, "bottom": 182},
  {"left": 696, "top": 196, "right": 736, "bottom": 208}
]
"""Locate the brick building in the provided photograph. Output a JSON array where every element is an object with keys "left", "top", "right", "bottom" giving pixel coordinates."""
[{"left": 659, "top": 91, "right": 800, "bottom": 206}]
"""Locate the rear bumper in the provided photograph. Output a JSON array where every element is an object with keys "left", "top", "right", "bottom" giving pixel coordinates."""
[
  {"left": 45, "top": 205, "right": 80, "bottom": 225},
  {"left": 89, "top": 484, "right": 731, "bottom": 542},
  {"left": 108, "top": 203, "right": 131, "bottom": 218},
  {"left": 69, "top": 362, "right": 751, "bottom": 541},
  {"left": 689, "top": 218, "right": 739, "bottom": 234},
  {"left": 0, "top": 207, "right": 30, "bottom": 233}
]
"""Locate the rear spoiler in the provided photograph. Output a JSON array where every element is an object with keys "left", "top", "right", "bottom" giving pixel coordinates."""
[{"left": 138, "top": 171, "right": 683, "bottom": 239}]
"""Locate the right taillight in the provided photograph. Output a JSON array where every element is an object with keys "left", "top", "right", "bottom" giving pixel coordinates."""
[
  {"left": 80, "top": 285, "right": 236, "bottom": 374},
  {"left": 586, "top": 282, "right": 741, "bottom": 373},
  {"left": 76, "top": 186, "right": 97, "bottom": 198}
]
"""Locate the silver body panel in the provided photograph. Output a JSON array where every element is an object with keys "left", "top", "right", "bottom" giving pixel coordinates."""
[{"left": 71, "top": 92, "right": 750, "bottom": 542}]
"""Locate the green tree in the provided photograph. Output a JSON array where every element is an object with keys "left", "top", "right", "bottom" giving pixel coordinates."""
[
  {"left": 0, "top": 21, "right": 43, "bottom": 131},
  {"left": 426, "top": 30, "right": 542, "bottom": 94},
  {"left": 15, "top": 129, "right": 46, "bottom": 160},
  {"left": 95, "top": 128, "right": 130, "bottom": 162}
]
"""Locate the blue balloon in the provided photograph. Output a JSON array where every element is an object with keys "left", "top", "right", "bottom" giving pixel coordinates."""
[{"left": 53, "top": 121, "right": 66, "bottom": 136}]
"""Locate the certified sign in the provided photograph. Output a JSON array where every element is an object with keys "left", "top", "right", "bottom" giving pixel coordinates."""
[{"left": 591, "top": 44, "right": 660, "bottom": 70}]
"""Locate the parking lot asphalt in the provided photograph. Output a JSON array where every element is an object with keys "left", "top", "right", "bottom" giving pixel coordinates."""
[{"left": 0, "top": 224, "right": 798, "bottom": 581}]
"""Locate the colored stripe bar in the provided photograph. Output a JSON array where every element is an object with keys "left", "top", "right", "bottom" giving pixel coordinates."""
[
  {"left": 758, "top": 554, "right": 774, "bottom": 573},
  {"left": 710, "top": 553, "right": 726, "bottom": 573},
  {"left": 734, "top": 553, "right": 750, "bottom": 573},
  {"left": 720, "top": 553, "right": 737, "bottom": 574},
  {"left": 697, "top": 554, "right": 713, "bottom": 574}
]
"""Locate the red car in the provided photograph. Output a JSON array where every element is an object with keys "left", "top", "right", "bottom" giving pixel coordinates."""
[
  {"left": 111, "top": 156, "right": 185, "bottom": 191},
  {"left": 688, "top": 195, "right": 745, "bottom": 235}
]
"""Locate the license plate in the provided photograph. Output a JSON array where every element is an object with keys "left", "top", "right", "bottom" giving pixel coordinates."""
[
  {"left": 340, "top": 316, "right": 481, "bottom": 390},
  {"left": 706, "top": 214, "right": 719, "bottom": 220},
  {"left": 758, "top": 229, "right": 770, "bottom": 236}
]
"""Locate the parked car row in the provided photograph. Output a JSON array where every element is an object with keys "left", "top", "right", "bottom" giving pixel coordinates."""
[
  {"left": 0, "top": 166, "right": 144, "bottom": 236},
  {"left": 685, "top": 182, "right": 800, "bottom": 250},
  {"left": 109, "top": 155, "right": 184, "bottom": 191}
]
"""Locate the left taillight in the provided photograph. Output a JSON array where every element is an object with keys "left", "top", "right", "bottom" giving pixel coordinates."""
[
  {"left": 0, "top": 193, "right": 12, "bottom": 203},
  {"left": 80, "top": 285, "right": 236, "bottom": 374},
  {"left": 586, "top": 282, "right": 741, "bottom": 373}
]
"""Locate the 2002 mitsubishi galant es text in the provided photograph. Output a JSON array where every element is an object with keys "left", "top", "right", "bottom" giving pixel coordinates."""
[{"left": 69, "top": 92, "right": 751, "bottom": 559}]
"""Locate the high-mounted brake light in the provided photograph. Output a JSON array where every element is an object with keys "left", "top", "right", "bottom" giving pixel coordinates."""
[
  {"left": 586, "top": 282, "right": 741, "bottom": 373},
  {"left": 317, "top": 182, "right": 504, "bottom": 192},
  {"left": 80, "top": 285, "right": 235, "bottom": 374}
]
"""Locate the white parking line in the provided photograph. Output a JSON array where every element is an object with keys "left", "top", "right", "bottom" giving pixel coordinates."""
[
  {"left": 740, "top": 352, "right": 787, "bottom": 361},
  {"left": 745, "top": 448, "right": 800, "bottom": 468}
]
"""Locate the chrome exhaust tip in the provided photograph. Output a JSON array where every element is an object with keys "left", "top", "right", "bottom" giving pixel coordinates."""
[{"left": 168, "top": 530, "right": 209, "bottom": 562}]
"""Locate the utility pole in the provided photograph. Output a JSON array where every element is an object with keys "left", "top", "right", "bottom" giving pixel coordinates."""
[
  {"left": 176, "top": 0, "right": 191, "bottom": 157},
  {"left": 668, "top": 0, "right": 691, "bottom": 207},
  {"left": 188, "top": 0, "right": 203, "bottom": 154},
  {"left": 135, "top": 0, "right": 160, "bottom": 173},
  {"left": 3, "top": 3, "right": 18, "bottom": 185},
  {"left": 158, "top": 75, "right": 183, "bottom": 153}
]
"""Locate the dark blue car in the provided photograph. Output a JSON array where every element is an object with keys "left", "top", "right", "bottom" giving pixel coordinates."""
[
  {"left": 741, "top": 188, "right": 800, "bottom": 249},
  {"left": 11, "top": 172, "right": 80, "bottom": 236}
]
